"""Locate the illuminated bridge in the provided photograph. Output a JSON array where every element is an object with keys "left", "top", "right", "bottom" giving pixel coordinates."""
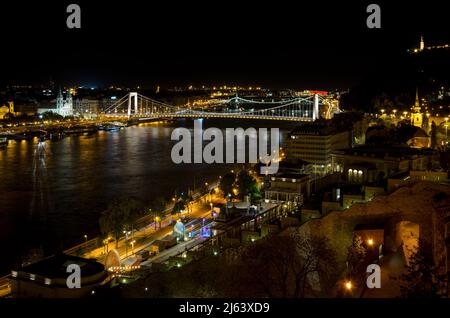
[{"left": 102, "top": 92, "right": 336, "bottom": 122}]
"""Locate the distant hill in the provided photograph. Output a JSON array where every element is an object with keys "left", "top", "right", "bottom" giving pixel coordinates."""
[{"left": 340, "top": 48, "right": 450, "bottom": 113}]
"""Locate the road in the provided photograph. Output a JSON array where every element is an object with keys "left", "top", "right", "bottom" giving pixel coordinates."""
[{"left": 82, "top": 194, "right": 220, "bottom": 264}]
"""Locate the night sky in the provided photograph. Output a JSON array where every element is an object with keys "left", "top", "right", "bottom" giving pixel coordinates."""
[{"left": 1, "top": 1, "right": 449, "bottom": 89}]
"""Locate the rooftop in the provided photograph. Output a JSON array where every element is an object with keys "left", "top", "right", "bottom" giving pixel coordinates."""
[
  {"left": 17, "top": 253, "right": 105, "bottom": 279},
  {"left": 333, "top": 145, "right": 430, "bottom": 159},
  {"left": 271, "top": 172, "right": 309, "bottom": 180}
]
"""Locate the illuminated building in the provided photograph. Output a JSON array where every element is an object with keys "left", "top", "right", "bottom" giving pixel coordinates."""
[
  {"left": 410, "top": 88, "right": 423, "bottom": 128},
  {"left": 285, "top": 126, "right": 350, "bottom": 175},
  {"left": 0, "top": 101, "right": 15, "bottom": 119},
  {"left": 37, "top": 89, "right": 73, "bottom": 117},
  {"left": 74, "top": 98, "right": 99, "bottom": 117},
  {"left": 264, "top": 173, "right": 310, "bottom": 206}
]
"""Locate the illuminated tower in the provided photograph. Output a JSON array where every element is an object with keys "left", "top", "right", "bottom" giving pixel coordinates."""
[
  {"left": 420, "top": 35, "right": 425, "bottom": 51},
  {"left": 56, "top": 88, "right": 64, "bottom": 111},
  {"left": 8, "top": 101, "right": 14, "bottom": 114},
  {"left": 411, "top": 88, "right": 423, "bottom": 128}
]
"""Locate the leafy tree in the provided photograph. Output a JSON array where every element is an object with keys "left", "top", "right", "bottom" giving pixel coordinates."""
[
  {"left": 400, "top": 239, "right": 447, "bottom": 298},
  {"left": 99, "top": 198, "right": 139, "bottom": 248},
  {"left": 219, "top": 172, "right": 235, "bottom": 199},
  {"left": 236, "top": 170, "right": 254, "bottom": 200},
  {"left": 148, "top": 197, "right": 167, "bottom": 228},
  {"left": 231, "top": 232, "right": 337, "bottom": 297},
  {"left": 171, "top": 199, "right": 186, "bottom": 215},
  {"left": 346, "top": 235, "right": 367, "bottom": 276},
  {"left": 41, "top": 111, "right": 63, "bottom": 121},
  {"left": 237, "top": 170, "right": 263, "bottom": 203},
  {"left": 430, "top": 121, "right": 437, "bottom": 149}
]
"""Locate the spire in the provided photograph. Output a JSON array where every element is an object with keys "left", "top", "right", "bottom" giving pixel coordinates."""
[{"left": 415, "top": 87, "right": 420, "bottom": 108}]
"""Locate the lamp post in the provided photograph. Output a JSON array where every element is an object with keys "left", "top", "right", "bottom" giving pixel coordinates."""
[{"left": 130, "top": 240, "right": 135, "bottom": 255}]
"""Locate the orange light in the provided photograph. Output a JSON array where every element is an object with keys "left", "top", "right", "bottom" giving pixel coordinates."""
[{"left": 345, "top": 281, "right": 352, "bottom": 290}]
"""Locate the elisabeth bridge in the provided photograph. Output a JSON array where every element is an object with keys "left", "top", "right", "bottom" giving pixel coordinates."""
[{"left": 102, "top": 92, "right": 340, "bottom": 122}]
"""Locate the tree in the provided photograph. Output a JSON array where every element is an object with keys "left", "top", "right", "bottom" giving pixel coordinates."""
[
  {"left": 99, "top": 198, "right": 139, "bottom": 248},
  {"left": 219, "top": 172, "right": 235, "bottom": 199},
  {"left": 430, "top": 121, "right": 437, "bottom": 149},
  {"left": 172, "top": 199, "right": 186, "bottom": 215},
  {"left": 148, "top": 197, "right": 167, "bottom": 228},
  {"left": 236, "top": 170, "right": 254, "bottom": 200},
  {"left": 235, "top": 170, "right": 262, "bottom": 203},
  {"left": 400, "top": 239, "right": 447, "bottom": 298},
  {"left": 232, "top": 232, "right": 337, "bottom": 297},
  {"left": 41, "top": 111, "right": 63, "bottom": 121},
  {"left": 346, "top": 235, "right": 367, "bottom": 276}
]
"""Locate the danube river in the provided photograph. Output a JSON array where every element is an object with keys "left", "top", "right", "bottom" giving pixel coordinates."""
[{"left": 0, "top": 119, "right": 298, "bottom": 274}]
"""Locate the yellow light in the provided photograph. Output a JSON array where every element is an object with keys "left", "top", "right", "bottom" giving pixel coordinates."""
[
  {"left": 345, "top": 281, "right": 352, "bottom": 290},
  {"left": 367, "top": 239, "right": 374, "bottom": 246}
]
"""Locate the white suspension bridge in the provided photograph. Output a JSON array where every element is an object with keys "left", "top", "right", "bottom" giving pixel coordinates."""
[{"left": 102, "top": 92, "right": 339, "bottom": 122}]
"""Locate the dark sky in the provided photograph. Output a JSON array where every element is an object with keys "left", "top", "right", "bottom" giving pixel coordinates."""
[{"left": 1, "top": 1, "right": 449, "bottom": 90}]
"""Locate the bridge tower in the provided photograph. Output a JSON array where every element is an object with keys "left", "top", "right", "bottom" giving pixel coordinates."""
[
  {"left": 127, "top": 92, "right": 138, "bottom": 118},
  {"left": 313, "top": 94, "right": 319, "bottom": 121}
]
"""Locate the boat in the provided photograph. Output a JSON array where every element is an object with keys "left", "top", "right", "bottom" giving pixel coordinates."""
[
  {"left": 105, "top": 125, "right": 121, "bottom": 132},
  {"left": 0, "top": 137, "right": 7, "bottom": 146}
]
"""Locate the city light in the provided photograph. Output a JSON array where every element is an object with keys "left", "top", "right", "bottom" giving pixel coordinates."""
[{"left": 345, "top": 281, "right": 352, "bottom": 291}]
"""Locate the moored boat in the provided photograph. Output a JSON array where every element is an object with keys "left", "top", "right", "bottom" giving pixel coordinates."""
[{"left": 0, "top": 137, "right": 7, "bottom": 146}]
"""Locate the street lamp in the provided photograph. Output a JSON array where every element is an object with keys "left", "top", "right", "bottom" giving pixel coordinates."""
[
  {"left": 84, "top": 234, "right": 87, "bottom": 243},
  {"left": 155, "top": 216, "right": 161, "bottom": 229},
  {"left": 345, "top": 281, "right": 352, "bottom": 291}
]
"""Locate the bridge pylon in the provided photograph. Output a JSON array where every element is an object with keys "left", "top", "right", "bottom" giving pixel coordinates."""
[
  {"left": 128, "top": 92, "right": 138, "bottom": 118},
  {"left": 313, "top": 94, "right": 319, "bottom": 121}
]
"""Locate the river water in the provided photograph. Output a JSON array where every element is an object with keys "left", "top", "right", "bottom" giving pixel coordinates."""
[{"left": 0, "top": 119, "right": 298, "bottom": 274}]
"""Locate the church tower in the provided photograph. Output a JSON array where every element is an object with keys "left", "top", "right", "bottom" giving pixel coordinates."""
[
  {"left": 411, "top": 88, "right": 423, "bottom": 128},
  {"left": 65, "top": 90, "right": 73, "bottom": 116},
  {"left": 420, "top": 35, "right": 425, "bottom": 51},
  {"left": 56, "top": 89, "right": 64, "bottom": 111}
]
